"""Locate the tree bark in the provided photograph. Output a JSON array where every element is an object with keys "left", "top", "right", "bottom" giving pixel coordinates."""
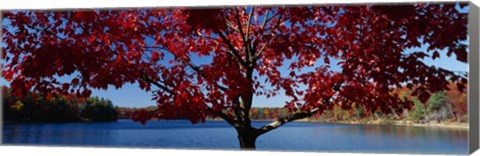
[{"left": 237, "top": 128, "right": 259, "bottom": 150}]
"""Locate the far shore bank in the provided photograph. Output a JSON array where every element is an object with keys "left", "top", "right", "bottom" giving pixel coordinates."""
[
  {"left": 207, "top": 118, "right": 469, "bottom": 129},
  {"left": 5, "top": 118, "right": 469, "bottom": 129},
  {"left": 293, "top": 119, "right": 469, "bottom": 129},
  {"left": 3, "top": 119, "right": 118, "bottom": 124}
]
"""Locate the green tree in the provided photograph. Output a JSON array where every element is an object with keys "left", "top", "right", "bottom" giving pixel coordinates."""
[
  {"left": 426, "top": 92, "right": 452, "bottom": 123},
  {"left": 409, "top": 98, "right": 426, "bottom": 123},
  {"left": 42, "top": 96, "right": 81, "bottom": 122},
  {"left": 81, "top": 97, "right": 118, "bottom": 122}
]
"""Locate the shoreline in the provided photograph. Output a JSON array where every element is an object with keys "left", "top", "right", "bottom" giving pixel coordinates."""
[
  {"left": 3, "top": 119, "right": 118, "bottom": 124},
  {"left": 291, "top": 119, "right": 469, "bottom": 129},
  {"left": 208, "top": 118, "right": 469, "bottom": 129},
  {"left": 6, "top": 118, "right": 469, "bottom": 129}
]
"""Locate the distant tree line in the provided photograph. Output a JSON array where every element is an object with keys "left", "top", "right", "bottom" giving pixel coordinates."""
[
  {"left": 396, "top": 81, "right": 467, "bottom": 123},
  {"left": 2, "top": 86, "right": 118, "bottom": 123},
  {"left": 115, "top": 106, "right": 157, "bottom": 119},
  {"left": 308, "top": 82, "right": 467, "bottom": 124}
]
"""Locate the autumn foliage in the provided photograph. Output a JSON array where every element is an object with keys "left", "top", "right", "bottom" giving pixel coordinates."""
[
  {"left": 2, "top": 86, "right": 118, "bottom": 123},
  {"left": 1, "top": 3, "right": 468, "bottom": 148}
]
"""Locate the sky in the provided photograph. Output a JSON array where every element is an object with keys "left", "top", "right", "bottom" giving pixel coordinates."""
[{"left": 0, "top": 5, "right": 470, "bottom": 108}]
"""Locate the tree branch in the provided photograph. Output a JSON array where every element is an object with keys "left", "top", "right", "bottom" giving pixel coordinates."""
[
  {"left": 181, "top": 58, "right": 230, "bottom": 91},
  {"left": 143, "top": 35, "right": 230, "bottom": 92},
  {"left": 257, "top": 82, "right": 342, "bottom": 136},
  {"left": 261, "top": 9, "right": 270, "bottom": 29},
  {"left": 261, "top": 12, "right": 281, "bottom": 30},
  {"left": 232, "top": 7, "right": 253, "bottom": 68},
  {"left": 234, "top": 8, "right": 248, "bottom": 50},
  {"left": 253, "top": 14, "right": 285, "bottom": 60},
  {"left": 207, "top": 107, "right": 236, "bottom": 127},
  {"left": 257, "top": 107, "right": 321, "bottom": 136},
  {"left": 217, "top": 32, "right": 248, "bottom": 67},
  {"left": 232, "top": 96, "right": 245, "bottom": 125},
  {"left": 245, "top": 7, "right": 254, "bottom": 64},
  {"left": 245, "top": 7, "right": 254, "bottom": 41},
  {"left": 226, "top": 22, "right": 241, "bottom": 32},
  {"left": 141, "top": 74, "right": 175, "bottom": 95}
]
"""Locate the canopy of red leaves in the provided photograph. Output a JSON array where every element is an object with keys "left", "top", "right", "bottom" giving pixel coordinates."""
[{"left": 1, "top": 3, "right": 468, "bottom": 124}]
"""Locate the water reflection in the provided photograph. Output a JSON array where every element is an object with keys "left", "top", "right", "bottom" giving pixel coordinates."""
[
  {"left": 3, "top": 120, "right": 468, "bottom": 154},
  {"left": 4, "top": 123, "right": 116, "bottom": 146},
  {"left": 258, "top": 123, "right": 467, "bottom": 154}
]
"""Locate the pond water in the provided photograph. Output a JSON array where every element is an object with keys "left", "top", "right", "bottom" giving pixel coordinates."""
[{"left": 2, "top": 120, "right": 468, "bottom": 154}]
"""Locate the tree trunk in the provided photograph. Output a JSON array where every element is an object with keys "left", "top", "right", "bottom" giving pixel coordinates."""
[{"left": 237, "top": 129, "right": 259, "bottom": 150}]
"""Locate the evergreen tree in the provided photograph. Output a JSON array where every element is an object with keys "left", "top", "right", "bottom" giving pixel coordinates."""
[
  {"left": 426, "top": 92, "right": 453, "bottom": 123},
  {"left": 409, "top": 98, "right": 426, "bottom": 123}
]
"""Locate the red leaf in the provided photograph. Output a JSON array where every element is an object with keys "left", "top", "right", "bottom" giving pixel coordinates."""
[
  {"left": 132, "top": 109, "right": 154, "bottom": 125},
  {"left": 88, "top": 36, "right": 96, "bottom": 43},
  {"left": 457, "top": 83, "right": 465, "bottom": 92},
  {"left": 324, "top": 57, "right": 330, "bottom": 64},
  {"left": 62, "top": 83, "right": 70, "bottom": 90},
  {"left": 406, "top": 83, "right": 413, "bottom": 89},
  {"left": 151, "top": 52, "right": 160, "bottom": 62},
  {"left": 184, "top": 9, "right": 225, "bottom": 31},
  {"left": 71, "top": 78, "right": 80, "bottom": 85},
  {"left": 127, "top": 50, "right": 137, "bottom": 58},
  {"left": 432, "top": 51, "right": 440, "bottom": 60}
]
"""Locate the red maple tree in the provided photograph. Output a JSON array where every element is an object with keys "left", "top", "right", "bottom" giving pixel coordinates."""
[{"left": 1, "top": 3, "right": 468, "bottom": 149}]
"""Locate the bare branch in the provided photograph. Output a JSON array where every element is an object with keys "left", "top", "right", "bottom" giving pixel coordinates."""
[
  {"left": 246, "top": 7, "right": 254, "bottom": 41},
  {"left": 261, "top": 9, "right": 270, "bottom": 29},
  {"left": 257, "top": 107, "right": 320, "bottom": 135},
  {"left": 245, "top": 7, "right": 255, "bottom": 63},
  {"left": 232, "top": 96, "right": 245, "bottom": 124}
]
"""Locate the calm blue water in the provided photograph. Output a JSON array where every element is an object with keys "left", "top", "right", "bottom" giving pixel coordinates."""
[{"left": 2, "top": 120, "right": 468, "bottom": 154}]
